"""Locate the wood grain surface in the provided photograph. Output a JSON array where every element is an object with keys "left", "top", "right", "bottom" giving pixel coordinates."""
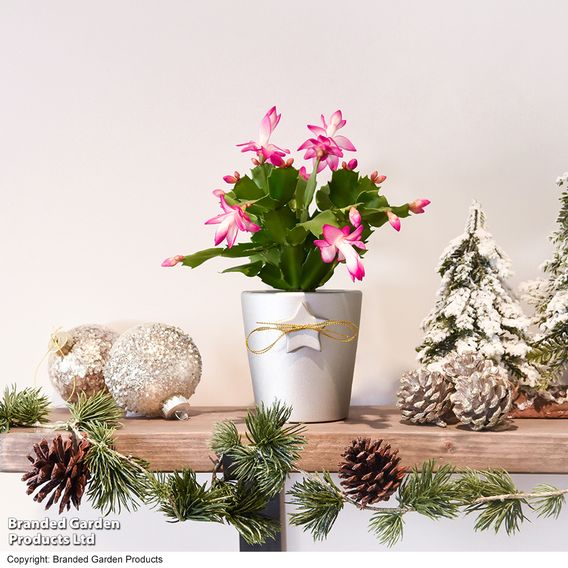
[{"left": 1, "top": 407, "right": 567, "bottom": 473}]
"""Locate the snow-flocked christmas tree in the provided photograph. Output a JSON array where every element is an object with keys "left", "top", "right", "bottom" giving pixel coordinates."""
[
  {"left": 525, "top": 173, "right": 568, "bottom": 381},
  {"left": 417, "top": 200, "right": 539, "bottom": 387}
]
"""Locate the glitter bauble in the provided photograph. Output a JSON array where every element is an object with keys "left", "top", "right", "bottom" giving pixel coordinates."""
[
  {"left": 104, "top": 323, "right": 202, "bottom": 418},
  {"left": 48, "top": 325, "right": 118, "bottom": 402}
]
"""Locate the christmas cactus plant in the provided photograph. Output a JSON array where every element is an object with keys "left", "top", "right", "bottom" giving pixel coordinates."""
[{"left": 163, "top": 107, "right": 430, "bottom": 290}]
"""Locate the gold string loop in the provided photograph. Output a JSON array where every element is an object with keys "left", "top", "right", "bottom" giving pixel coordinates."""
[
  {"left": 33, "top": 328, "right": 74, "bottom": 387},
  {"left": 245, "top": 319, "right": 359, "bottom": 355}
]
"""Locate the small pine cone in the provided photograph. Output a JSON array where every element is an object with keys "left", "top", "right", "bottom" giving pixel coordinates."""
[
  {"left": 338, "top": 438, "right": 406, "bottom": 506},
  {"left": 450, "top": 363, "right": 513, "bottom": 431},
  {"left": 22, "top": 434, "right": 91, "bottom": 514},
  {"left": 442, "top": 352, "right": 489, "bottom": 382},
  {"left": 397, "top": 368, "right": 453, "bottom": 427}
]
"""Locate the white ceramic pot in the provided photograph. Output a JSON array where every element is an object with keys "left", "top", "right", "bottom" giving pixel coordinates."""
[{"left": 241, "top": 290, "right": 362, "bottom": 423}]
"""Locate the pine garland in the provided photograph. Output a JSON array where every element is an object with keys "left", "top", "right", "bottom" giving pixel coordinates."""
[
  {"left": 7, "top": 386, "right": 568, "bottom": 547},
  {"left": 12, "top": 389, "right": 306, "bottom": 546},
  {"left": 289, "top": 460, "right": 567, "bottom": 547}
]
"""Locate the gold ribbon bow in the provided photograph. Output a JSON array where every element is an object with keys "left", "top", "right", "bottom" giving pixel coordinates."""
[{"left": 245, "top": 319, "right": 359, "bottom": 355}]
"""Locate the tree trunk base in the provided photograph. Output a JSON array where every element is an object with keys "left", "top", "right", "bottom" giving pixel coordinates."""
[{"left": 511, "top": 387, "right": 568, "bottom": 418}]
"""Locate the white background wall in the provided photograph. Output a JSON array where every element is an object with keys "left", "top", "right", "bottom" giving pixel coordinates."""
[{"left": 1, "top": 0, "right": 567, "bottom": 552}]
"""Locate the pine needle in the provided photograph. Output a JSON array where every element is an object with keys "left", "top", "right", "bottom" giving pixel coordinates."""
[
  {"left": 211, "top": 402, "right": 306, "bottom": 498},
  {"left": 288, "top": 472, "right": 344, "bottom": 541},
  {"left": 150, "top": 469, "right": 227, "bottom": 523},
  {"left": 532, "top": 484, "right": 566, "bottom": 519},
  {"left": 369, "top": 511, "right": 405, "bottom": 547},
  {"left": 68, "top": 391, "right": 123, "bottom": 433},
  {"left": 222, "top": 482, "right": 279, "bottom": 545},
  {"left": 85, "top": 422, "right": 151, "bottom": 514},
  {"left": 458, "top": 469, "right": 529, "bottom": 535},
  {"left": 398, "top": 460, "right": 461, "bottom": 520},
  {"left": 0, "top": 384, "right": 50, "bottom": 433},
  {"left": 149, "top": 403, "right": 301, "bottom": 545},
  {"left": 211, "top": 420, "right": 241, "bottom": 456}
]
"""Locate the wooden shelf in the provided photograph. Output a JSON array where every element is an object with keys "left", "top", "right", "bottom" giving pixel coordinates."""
[{"left": 1, "top": 406, "right": 568, "bottom": 474}]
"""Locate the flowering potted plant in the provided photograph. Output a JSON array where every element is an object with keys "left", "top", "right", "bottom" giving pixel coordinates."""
[{"left": 163, "top": 107, "right": 429, "bottom": 422}]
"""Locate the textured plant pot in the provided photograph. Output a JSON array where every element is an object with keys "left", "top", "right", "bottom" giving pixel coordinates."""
[{"left": 241, "top": 290, "right": 362, "bottom": 423}]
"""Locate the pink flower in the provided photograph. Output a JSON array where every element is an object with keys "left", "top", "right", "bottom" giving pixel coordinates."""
[
  {"left": 161, "top": 255, "right": 185, "bottom": 267},
  {"left": 342, "top": 159, "right": 358, "bottom": 171},
  {"left": 408, "top": 199, "right": 431, "bottom": 214},
  {"left": 299, "top": 166, "right": 310, "bottom": 181},
  {"left": 387, "top": 210, "right": 401, "bottom": 232},
  {"left": 299, "top": 110, "right": 356, "bottom": 173},
  {"left": 349, "top": 207, "right": 361, "bottom": 227},
  {"left": 223, "top": 171, "right": 241, "bottom": 184},
  {"left": 307, "top": 110, "right": 356, "bottom": 153},
  {"left": 237, "top": 106, "right": 290, "bottom": 166},
  {"left": 370, "top": 171, "right": 387, "bottom": 185},
  {"left": 205, "top": 191, "right": 261, "bottom": 248},
  {"left": 298, "top": 135, "right": 344, "bottom": 172},
  {"left": 314, "top": 224, "right": 366, "bottom": 282}
]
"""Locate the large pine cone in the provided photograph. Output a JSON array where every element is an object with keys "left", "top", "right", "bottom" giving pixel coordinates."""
[
  {"left": 450, "top": 362, "right": 513, "bottom": 431},
  {"left": 339, "top": 438, "right": 406, "bottom": 507},
  {"left": 397, "top": 368, "right": 453, "bottom": 427},
  {"left": 22, "top": 434, "right": 91, "bottom": 514}
]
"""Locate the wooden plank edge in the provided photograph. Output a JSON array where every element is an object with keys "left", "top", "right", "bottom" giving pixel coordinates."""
[{"left": 3, "top": 428, "right": 568, "bottom": 474}]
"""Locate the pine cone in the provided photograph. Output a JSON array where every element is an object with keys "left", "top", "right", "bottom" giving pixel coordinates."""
[
  {"left": 397, "top": 368, "right": 453, "bottom": 427},
  {"left": 450, "top": 362, "right": 513, "bottom": 431},
  {"left": 22, "top": 434, "right": 91, "bottom": 514},
  {"left": 339, "top": 438, "right": 406, "bottom": 506},
  {"left": 443, "top": 352, "right": 489, "bottom": 382}
]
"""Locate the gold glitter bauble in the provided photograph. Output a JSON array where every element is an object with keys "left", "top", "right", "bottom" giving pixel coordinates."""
[
  {"left": 48, "top": 325, "right": 118, "bottom": 402},
  {"left": 103, "top": 323, "right": 202, "bottom": 418}
]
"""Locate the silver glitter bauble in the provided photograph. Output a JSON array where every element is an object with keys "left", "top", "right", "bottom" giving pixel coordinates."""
[
  {"left": 104, "top": 323, "right": 202, "bottom": 418},
  {"left": 48, "top": 325, "right": 118, "bottom": 402}
]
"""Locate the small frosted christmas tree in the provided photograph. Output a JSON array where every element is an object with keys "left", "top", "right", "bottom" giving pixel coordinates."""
[
  {"left": 526, "top": 173, "right": 568, "bottom": 381},
  {"left": 417, "top": 200, "right": 539, "bottom": 387}
]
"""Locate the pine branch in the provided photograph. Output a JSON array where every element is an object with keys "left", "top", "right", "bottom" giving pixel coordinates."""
[
  {"left": 221, "top": 481, "right": 279, "bottom": 545},
  {"left": 212, "top": 402, "right": 306, "bottom": 498},
  {"left": 148, "top": 403, "right": 301, "bottom": 545},
  {"left": 465, "top": 480, "right": 567, "bottom": 522},
  {"left": 397, "top": 460, "right": 461, "bottom": 520},
  {"left": 210, "top": 420, "right": 241, "bottom": 456},
  {"left": 83, "top": 422, "right": 151, "bottom": 514},
  {"left": 0, "top": 385, "right": 50, "bottom": 433},
  {"left": 150, "top": 469, "right": 227, "bottom": 523},
  {"left": 367, "top": 461, "right": 461, "bottom": 547},
  {"left": 288, "top": 472, "right": 344, "bottom": 541},
  {"left": 67, "top": 391, "right": 123, "bottom": 433},
  {"left": 532, "top": 484, "right": 567, "bottom": 519},
  {"left": 529, "top": 327, "right": 568, "bottom": 381},
  {"left": 368, "top": 510, "right": 405, "bottom": 547},
  {"left": 458, "top": 469, "right": 529, "bottom": 534},
  {"left": 149, "top": 470, "right": 278, "bottom": 544}
]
